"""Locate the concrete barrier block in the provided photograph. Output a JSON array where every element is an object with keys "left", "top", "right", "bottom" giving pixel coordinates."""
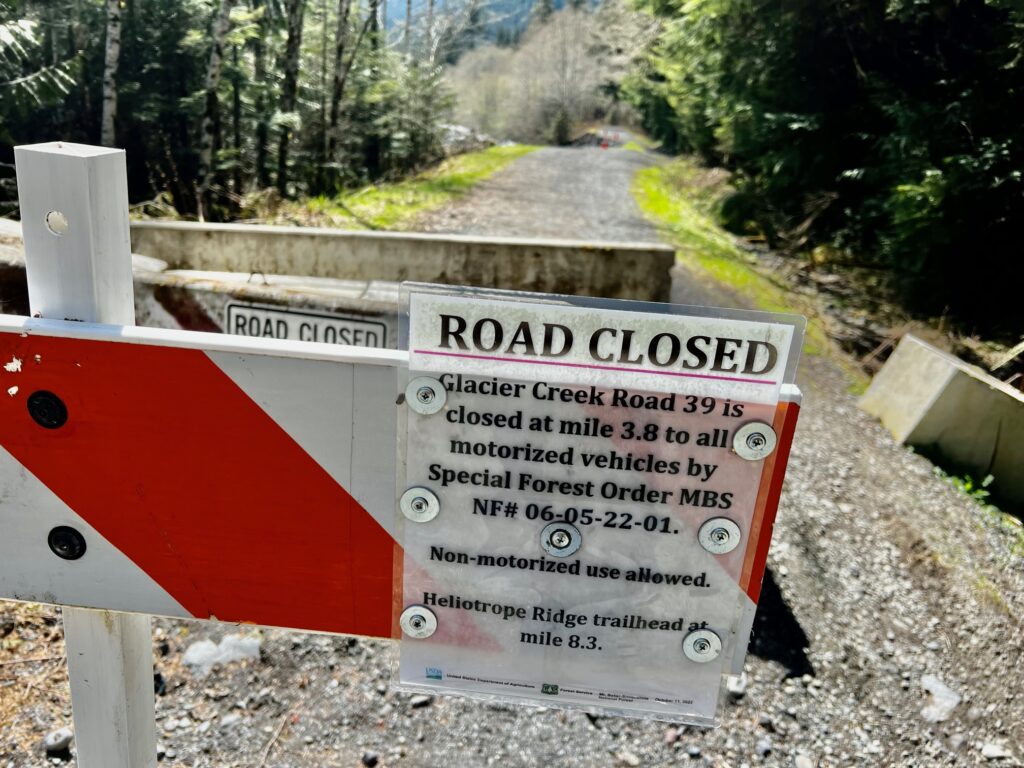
[
  {"left": 129, "top": 221, "right": 675, "bottom": 303},
  {"left": 860, "top": 334, "right": 1024, "bottom": 506}
]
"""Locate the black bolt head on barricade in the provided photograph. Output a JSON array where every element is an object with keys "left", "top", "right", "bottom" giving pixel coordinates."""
[
  {"left": 48, "top": 526, "right": 86, "bottom": 560},
  {"left": 27, "top": 391, "right": 68, "bottom": 429}
]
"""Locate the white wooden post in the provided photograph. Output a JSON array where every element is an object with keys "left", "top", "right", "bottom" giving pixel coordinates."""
[{"left": 14, "top": 142, "right": 157, "bottom": 768}]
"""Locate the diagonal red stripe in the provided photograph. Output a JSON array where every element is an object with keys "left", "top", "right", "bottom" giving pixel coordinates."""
[{"left": 0, "top": 333, "right": 396, "bottom": 637}]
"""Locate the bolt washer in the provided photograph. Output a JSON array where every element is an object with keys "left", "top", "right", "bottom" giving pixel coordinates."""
[
  {"left": 405, "top": 376, "right": 446, "bottom": 416},
  {"left": 400, "top": 605, "right": 438, "bottom": 639},
  {"left": 732, "top": 421, "right": 777, "bottom": 461},
  {"left": 697, "top": 517, "right": 741, "bottom": 555},
  {"left": 400, "top": 487, "right": 440, "bottom": 523},
  {"left": 682, "top": 628, "right": 722, "bottom": 663},
  {"left": 540, "top": 521, "right": 582, "bottom": 557}
]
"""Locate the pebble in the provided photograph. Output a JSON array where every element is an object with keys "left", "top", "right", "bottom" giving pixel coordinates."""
[
  {"left": 362, "top": 751, "right": 380, "bottom": 767},
  {"left": 727, "top": 673, "right": 748, "bottom": 702},
  {"left": 43, "top": 728, "right": 74, "bottom": 755},
  {"left": 686, "top": 744, "right": 702, "bottom": 758},
  {"left": 410, "top": 695, "right": 434, "bottom": 709},
  {"left": 663, "top": 727, "right": 679, "bottom": 745},
  {"left": 218, "top": 713, "right": 242, "bottom": 730},
  {"left": 616, "top": 751, "right": 641, "bottom": 767},
  {"left": 755, "top": 738, "right": 772, "bottom": 758},
  {"left": 794, "top": 756, "right": 814, "bottom": 768},
  {"left": 758, "top": 713, "right": 776, "bottom": 732},
  {"left": 981, "top": 743, "right": 1012, "bottom": 760},
  {"left": 920, "top": 675, "right": 961, "bottom": 722}
]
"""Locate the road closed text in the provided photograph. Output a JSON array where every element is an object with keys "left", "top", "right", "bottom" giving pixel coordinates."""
[{"left": 436, "top": 313, "right": 780, "bottom": 377}]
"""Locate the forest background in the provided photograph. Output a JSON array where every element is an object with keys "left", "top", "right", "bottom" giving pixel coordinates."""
[{"left": 0, "top": 0, "right": 1020, "bottom": 337}]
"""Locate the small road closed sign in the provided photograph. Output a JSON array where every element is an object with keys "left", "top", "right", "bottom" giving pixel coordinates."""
[{"left": 226, "top": 302, "right": 388, "bottom": 348}]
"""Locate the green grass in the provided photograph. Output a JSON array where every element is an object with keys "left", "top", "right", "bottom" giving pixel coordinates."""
[
  {"left": 259, "top": 144, "right": 538, "bottom": 230},
  {"left": 621, "top": 140, "right": 648, "bottom": 153},
  {"left": 632, "top": 158, "right": 869, "bottom": 390}
]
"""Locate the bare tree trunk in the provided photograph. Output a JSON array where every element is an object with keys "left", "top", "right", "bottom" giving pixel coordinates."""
[
  {"left": 100, "top": 0, "right": 122, "bottom": 146},
  {"left": 277, "top": 0, "right": 307, "bottom": 196},
  {"left": 324, "top": 0, "right": 357, "bottom": 189},
  {"left": 364, "top": 0, "right": 382, "bottom": 178},
  {"left": 232, "top": 44, "right": 243, "bottom": 193},
  {"left": 252, "top": 0, "right": 271, "bottom": 189},
  {"left": 426, "top": 0, "right": 434, "bottom": 61},
  {"left": 317, "top": 0, "right": 330, "bottom": 193},
  {"left": 380, "top": 0, "right": 387, "bottom": 43},
  {"left": 329, "top": 0, "right": 354, "bottom": 132},
  {"left": 404, "top": 0, "right": 411, "bottom": 53},
  {"left": 197, "top": 0, "right": 237, "bottom": 219}
]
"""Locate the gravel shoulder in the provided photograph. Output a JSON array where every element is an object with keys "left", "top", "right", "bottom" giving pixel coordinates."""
[{"left": 1, "top": 146, "right": 1023, "bottom": 768}]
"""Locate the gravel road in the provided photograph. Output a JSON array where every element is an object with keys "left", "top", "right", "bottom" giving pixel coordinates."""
[
  {"left": 2, "top": 144, "right": 1023, "bottom": 767},
  {"left": 417, "top": 142, "right": 661, "bottom": 243}
]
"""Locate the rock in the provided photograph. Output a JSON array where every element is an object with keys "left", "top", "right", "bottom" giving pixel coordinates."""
[
  {"left": 920, "top": 675, "right": 961, "bottom": 722},
  {"left": 663, "top": 727, "right": 679, "bottom": 745},
  {"left": 218, "top": 713, "right": 242, "bottom": 730},
  {"left": 361, "top": 751, "right": 380, "bottom": 767},
  {"left": 794, "top": 756, "right": 815, "bottom": 768},
  {"left": 43, "top": 727, "right": 73, "bottom": 755},
  {"left": 0, "top": 614, "right": 14, "bottom": 637},
  {"left": 410, "top": 695, "right": 434, "bottom": 709},
  {"left": 981, "top": 743, "right": 1012, "bottom": 760},
  {"left": 182, "top": 634, "right": 261, "bottom": 677},
  {"left": 616, "top": 750, "right": 641, "bottom": 767},
  {"left": 755, "top": 738, "right": 772, "bottom": 758},
  {"left": 686, "top": 745, "right": 702, "bottom": 758},
  {"left": 758, "top": 713, "right": 776, "bottom": 733},
  {"left": 727, "top": 673, "right": 748, "bottom": 702}
]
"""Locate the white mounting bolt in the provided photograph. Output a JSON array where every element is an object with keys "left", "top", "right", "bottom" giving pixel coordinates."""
[
  {"left": 682, "top": 628, "right": 722, "bottom": 663},
  {"left": 540, "top": 522, "right": 582, "bottom": 557},
  {"left": 405, "top": 376, "right": 446, "bottom": 415},
  {"left": 698, "top": 517, "right": 741, "bottom": 555},
  {"left": 733, "top": 421, "right": 777, "bottom": 461},
  {"left": 400, "top": 487, "right": 440, "bottom": 523},
  {"left": 400, "top": 605, "right": 438, "bottom": 639}
]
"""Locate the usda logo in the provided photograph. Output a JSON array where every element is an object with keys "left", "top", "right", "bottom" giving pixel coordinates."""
[{"left": 541, "top": 683, "right": 559, "bottom": 695}]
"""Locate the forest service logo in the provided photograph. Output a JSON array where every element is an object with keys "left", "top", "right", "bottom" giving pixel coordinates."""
[{"left": 541, "top": 683, "right": 559, "bottom": 695}]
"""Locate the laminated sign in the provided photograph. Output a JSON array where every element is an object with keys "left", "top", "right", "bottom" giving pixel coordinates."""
[{"left": 396, "top": 286, "right": 804, "bottom": 724}]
